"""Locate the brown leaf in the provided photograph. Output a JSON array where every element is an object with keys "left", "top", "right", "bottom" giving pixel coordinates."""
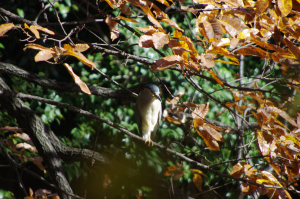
[
  {"left": 105, "top": 16, "right": 119, "bottom": 41},
  {"left": 152, "top": 32, "right": 169, "bottom": 49},
  {"left": 120, "top": 4, "right": 134, "bottom": 16},
  {"left": 235, "top": 46, "right": 269, "bottom": 58},
  {"left": 164, "top": 165, "right": 184, "bottom": 180},
  {"left": 199, "top": 53, "right": 215, "bottom": 69},
  {"left": 256, "top": 0, "right": 272, "bottom": 14},
  {"left": 138, "top": 34, "right": 154, "bottom": 48},
  {"left": 180, "top": 6, "right": 198, "bottom": 16},
  {"left": 196, "top": 127, "right": 220, "bottom": 151},
  {"left": 283, "top": 38, "right": 300, "bottom": 60},
  {"left": 151, "top": 55, "right": 184, "bottom": 71},
  {"left": 192, "top": 102, "right": 209, "bottom": 120},
  {"left": 203, "top": 123, "right": 225, "bottom": 142},
  {"left": 201, "top": 18, "right": 223, "bottom": 42},
  {"left": 27, "top": 157, "right": 46, "bottom": 173},
  {"left": 219, "top": 15, "right": 248, "bottom": 38},
  {"left": 230, "top": 162, "right": 247, "bottom": 177},
  {"left": 268, "top": 106, "right": 298, "bottom": 127},
  {"left": 189, "top": 169, "right": 209, "bottom": 178},
  {"left": 161, "top": 19, "right": 184, "bottom": 32},
  {"left": 0, "top": 23, "right": 14, "bottom": 37},
  {"left": 32, "top": 25, "right": 55, "bottom": 36},
  {"left": 63, "top": 63, "right": 91, "bottom": 95},
  {"left": 278, "top": 0, "right": 292, "bottom": 17}
]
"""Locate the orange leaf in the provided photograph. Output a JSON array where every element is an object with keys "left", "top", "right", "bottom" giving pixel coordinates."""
[
  {"left": 105, "top": 16, "right": 119, "bottom": 41},
  {"left": 208, "top": 70, "right": 224, "bottom": 87},
  {"left": 161, "top": 19, "right": 184, "bottom": 32},
  {"left": 196, "top": 127, "right": 220, "bottom": 151},
  {"left": 0, "top": 23, "right": 14, "bottom": 37},
  {"left": 63, "top": 44, "right": 96, "bottom": 69},
  {"left": 151, "top": 55, "right": 184, "bottom": 71},
  {"left": 189, "top": 169, "right": 209, "bottom": 178},
  {"left": 164, "top": 166, "right": 184, "bottom": 180},
  {"left": 235, "top": 46, "right": 269, "bottom": 58},
  {"left": 72, "top": 43, "right": 90, "bottom": 52},
  {"left": 278, "top": 0, "right": 292, "bottom": 17},
  {"left": 202, "top": 123, "right": 225, "bottom": 142},
  {"left": 193, "top": 174, "right": 203, "bottom": 191},
  {"left": 116, "top": 16, "right": 138, "bottom": 23},
  {"left": 230, "top": 162, "right": 247, "bottom": 178},
  {"left": 63, "top": 63, "right": 91, "bottom": 95},
  {"left": 283, "top": 38, "right": 300, "bottom": 60}
]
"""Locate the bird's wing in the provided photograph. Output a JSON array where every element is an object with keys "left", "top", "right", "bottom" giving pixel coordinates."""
[
  {"left": 135, "top": 98, "right": 143, "bottom": 135},
  {"left": 151, "top": 104, "right": 162, "bottom": 139}
]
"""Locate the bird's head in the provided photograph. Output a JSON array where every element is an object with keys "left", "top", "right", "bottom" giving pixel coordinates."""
[{"left": 145, "top": 84, "right": 161, "bottom": 102}]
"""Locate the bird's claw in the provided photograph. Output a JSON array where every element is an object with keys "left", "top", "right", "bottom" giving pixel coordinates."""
[{"left": 145, "top": 139, "right": 153, "bottom": 146}]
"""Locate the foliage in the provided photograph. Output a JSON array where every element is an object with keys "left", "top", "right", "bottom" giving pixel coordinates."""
[{"left": 0, "top": 0, "right": 300, "bottom": 198}]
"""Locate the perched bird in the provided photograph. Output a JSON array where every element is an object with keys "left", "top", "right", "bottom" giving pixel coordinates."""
[{"left": 136, "top": 84, "right": 162, "bottom": 146}]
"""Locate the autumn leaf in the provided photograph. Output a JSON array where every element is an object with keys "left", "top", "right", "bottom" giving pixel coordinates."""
[
  {"left": 219, "top": 15, "right": 248, "bottom": 38},
  {"left": 192, "top": 102, "right": 209, "bottom": 122},
  {"left": 207, "top": 70, "right": 224, "bottom": 87},
  {"left": 105, "top": 16, "right": 119, "bottom": 41},
  {"left": 164, "top": 165, "right": 184, "bottom": 180},
  {"left": 120, "top": 4, "right": 134, "bottom": 16},
  {"left": 192, "top": 174, "right": 203, "bottom": 191},
  {"left": 235, "top": 46, "right": 269, "bottom": 58},
  {"left": 199, "top": 18, "right": 223, "bottom": 42},
  {"left": 117, "top": 16, "right": 138, "bottom": 23},
  {"left": 0, "top": 23, "right": 14, "bottom": 37},
  {"left": 278, "top": 0, "right": 292, "bottom": 17},
  {"left": 202, "top": 123, "right": 225, "bottom": 142},
  {"left": 63, "top": 63, "right": 91, "bottom": 95},
  {"left": 256, "top": 0, "right": 272, "bottom": 14},
  {"left": 161, "top": 18, "right": 184, "bottom": 32},
  {"left": 151, "top": 55, "right": 184, "bottom": 71}
]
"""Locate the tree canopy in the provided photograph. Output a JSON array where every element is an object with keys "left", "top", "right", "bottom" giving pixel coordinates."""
[{"left": 1, "top": 0, "right": 300, "bottom": 198}]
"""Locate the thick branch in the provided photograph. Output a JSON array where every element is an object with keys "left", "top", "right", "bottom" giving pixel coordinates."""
[{"left": 0, "top": 77, "right": 73, "bottom": 199}]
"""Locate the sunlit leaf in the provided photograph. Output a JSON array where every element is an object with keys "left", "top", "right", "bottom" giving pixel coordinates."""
[
  {"left": 105, "top": 15, "right": 119, "bottom": 41},
  {"left": 278, "top": 0, "right": 292, "bottom": 17},
  {"left": 152, "top": 32, "right": 169, "bottom": 49},
  {"left": 235, "top": 46, "right": 269, "bottom": 58},
  {"left": 207, "top": 70, "right": 224, "bottom": 87},
  {"left": 117, "top": 16, "right": 138, "bottom": 23},
  {"left": 202, "top": 123, "right": 225, "bottom": 142},
  {"left": 207, "top": 46, "right": 239, "bottom": 64},
  {"left": 0, "top": 23, "right": 14, "bottom": 37},
  {"left": 151, "top": 55, "right": 184, "bottom": 71},
  {"left": 161, "top": 18, "right": 184, "bottom": 32},
  {"left": 219, "top": 15, "right": 248, "bottom": 38},
  {"left": 63, "top": 63, "right": 91, "bottom": 95},
  {"left": 256, "top": 0, "right": 272, "bottom": 14}
]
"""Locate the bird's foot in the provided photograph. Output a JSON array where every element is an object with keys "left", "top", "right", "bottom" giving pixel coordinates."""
[{"left": 145, "top": 139, "right": 153, "bottom": 146}]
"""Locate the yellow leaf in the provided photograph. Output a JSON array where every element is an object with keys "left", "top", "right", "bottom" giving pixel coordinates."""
[
  {"left": 193, "top": 174, "right": 203, "bottom": 191},
  {"left": 208, "top": 70, "right": 224, "bottom": 87}
]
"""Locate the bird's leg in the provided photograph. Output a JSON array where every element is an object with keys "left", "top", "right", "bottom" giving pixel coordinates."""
[{"left": 145, "top": 139, "right": 153, "bottom": 146}]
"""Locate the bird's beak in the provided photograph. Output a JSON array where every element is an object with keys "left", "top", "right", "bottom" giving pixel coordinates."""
[{"left": 154, "top": 93, "right": 162, "bottom": 102}]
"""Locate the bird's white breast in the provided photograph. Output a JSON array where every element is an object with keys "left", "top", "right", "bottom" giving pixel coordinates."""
[{"left": 137, "top": 89, "right": 161, "bottom": 136}]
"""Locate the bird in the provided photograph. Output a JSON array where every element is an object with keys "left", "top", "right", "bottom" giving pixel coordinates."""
[{"left": 136, "top": 84, "right": 162, "bottom": 146}]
